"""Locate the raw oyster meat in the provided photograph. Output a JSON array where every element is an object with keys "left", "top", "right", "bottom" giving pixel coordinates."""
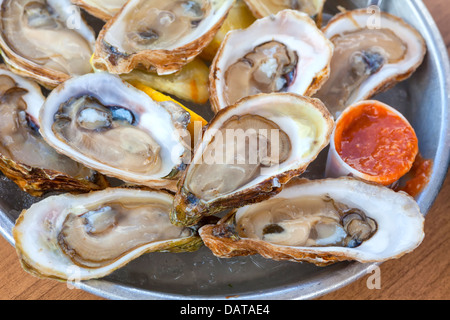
[
  {"left": 209, "top": 9, "right": 333, "bottom": 113},
  {"left": 13, "top": 188, "right": 203, "bottom": 280},
  {"left": 314, "top": 9, "right": 426, "bottom": 117},
  {"left": 200, "top": 177, "right": 425, "bottom": 266},
  {"left": 171, "top": 93, "right": 334, "bottom": 227},
  {"left": 0, "top": 0, "right": 96, "bottom": 88},
  {"left": 0, "top": 66, "right": 108, "bottom": 196},
  {"left": 39, "top": 72, "right": 191, "bottom": 192},
  {"left": 92, "top": 0, "right": 235, "bottom": 75}
]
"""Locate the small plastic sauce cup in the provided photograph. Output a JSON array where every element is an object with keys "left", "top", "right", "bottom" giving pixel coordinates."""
[{"left": 326, "top": 100, "right": 418, "bottom": 186}]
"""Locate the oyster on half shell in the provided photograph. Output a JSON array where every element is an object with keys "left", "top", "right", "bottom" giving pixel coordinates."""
[
  {"left": 314, "top": 9, "right": 426, "bottom": 118},
  {"left": 0, "top": 0, "right": 96, "bottom": 88},
  {"left": 171, "top": 93, "right": 334, "bottom": 227},
  {"left": 92, "top": 0, "right": 235, "bottom": 75},
  {"left": 13, "top": 188, "right": 203, "bottom": 280},
  {"left": 39, "top": 72, "right": 191, "bottom": 192},
  {"left": 200, "top": 177, "right": 425, "bottom": 266},
  {"left": 209, "top": 9, "right": 333, "bottom": 113},
  {"left": 0, "top": 66, "right": 108, "bottom": 197}
]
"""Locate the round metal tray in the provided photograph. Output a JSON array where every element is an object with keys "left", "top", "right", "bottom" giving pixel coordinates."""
[{"left": 0, "top": 0, "right": 449, "bottom": 300}]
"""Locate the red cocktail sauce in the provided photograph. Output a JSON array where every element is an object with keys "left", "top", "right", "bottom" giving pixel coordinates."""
[
  {"left": 335, "top": 101, "right": 418, "bottom": 186},
  {"left": 395, "top": 154, "right": 433, "bottom": 197}
]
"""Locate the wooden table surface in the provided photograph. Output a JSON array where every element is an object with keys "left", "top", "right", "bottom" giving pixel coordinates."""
[{"left": 0, "top": 0, "right": 448, "bottom": 301}]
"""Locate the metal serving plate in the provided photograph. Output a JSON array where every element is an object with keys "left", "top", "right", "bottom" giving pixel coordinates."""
[{"left": 0, "top": 0, "right": 449, "bottom": 300}]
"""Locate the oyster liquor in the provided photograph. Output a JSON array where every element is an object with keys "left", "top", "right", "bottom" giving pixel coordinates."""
[{"left": 180, "top": 304, "right": 270, "bottom": 316}]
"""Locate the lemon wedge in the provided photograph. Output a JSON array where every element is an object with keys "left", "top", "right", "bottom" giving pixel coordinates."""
[
  {"left": 201, "top": 0, "right": 256, "bottom": 61},
  {"left": 129, "top": 81, "right": 208, "bottom": 143},
  {"left": 91, "top": 55, "right": 209, "bottom": 105},
  {"left": 121, "top": 58, "right": 210, "bottom": 105}
]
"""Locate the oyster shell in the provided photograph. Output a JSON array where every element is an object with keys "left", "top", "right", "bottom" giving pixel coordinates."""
[
  {"left": 0, "top": 66, "right": 108, "bottom": 197},
  {"left": 92, "top": 0, "right": 235, "bottom": 75},
  {"left": 199, "top": 177, "right": 425, "bottom": 266},
  {"left": 13, "top": 188, "right": 203, "bottom": 280},
  {"left": 209, "top": 9, "right": 333, "bottom": 113},
  {"left": 71, "top": 0, "right": 127, "bottom": 21},
  {"left": 243, "top": 0, "right": 326, "bottom": 25},
  {"left": 39, "top": 72, "right": 191, "bottom": 192},
  {"left": 171, "top": 93, "right": 334, "bottom": 227},
  {"left": 0, "top": 0, "right": 96, "bottom": 88},
  {"left": 314, "top": 9, "right": 426, "bottom": 117}
]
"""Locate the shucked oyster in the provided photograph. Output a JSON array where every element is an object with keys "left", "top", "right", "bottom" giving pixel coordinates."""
[
  {"left": 71, "top": 0, "right": 127, "bottom": 21},
  {"left": 13, "top": 188, "right": 203, "bottom": 280},
  {"left": 200, "top": 177, "right": 425, "bottom": 266},
  {"left": 39, "top": 72, "right": 191, "bottom": 192},
  {"left": 171, "top": 93, "right": 334, "bottom": 227},
  {"left": 209, "top": 9, "right": 333, "bottom": 113},
  {"left": 0, "top": 0, "right": 96, "bottom": 88},
  {"left": 314, "top": 9, "right": 426, "bottom": 117},
  {"left": 0, "top": 66, "right": 108, "bottom": 196},
  {"left": 243, "top": 0, "right": 326, "bottom": 25},
  {"left": 92, "top": 0, "right": 235, "bottom": 75}
]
